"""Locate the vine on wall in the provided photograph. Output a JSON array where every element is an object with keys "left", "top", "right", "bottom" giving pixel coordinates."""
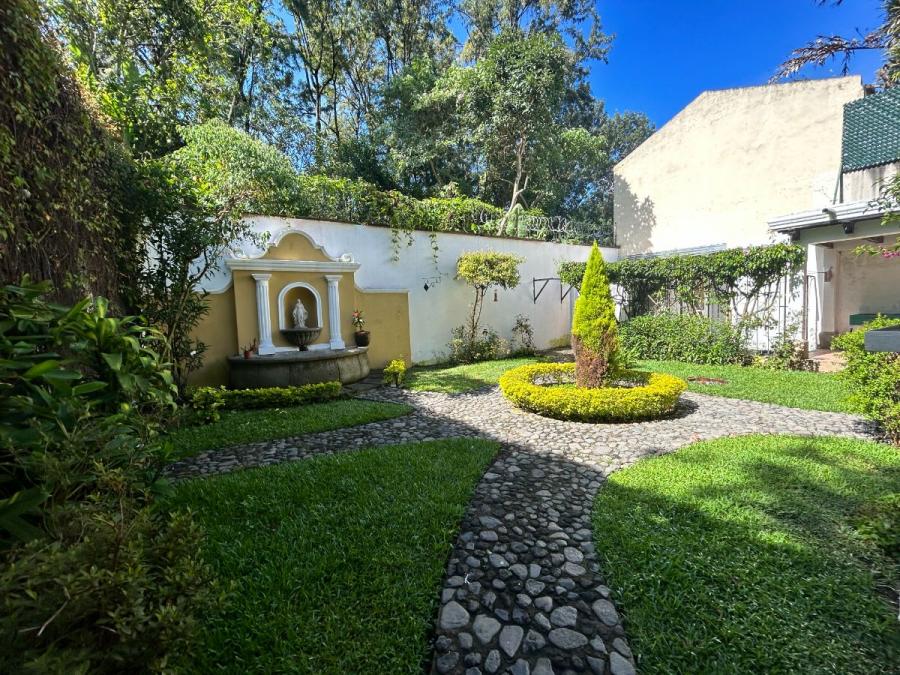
[{"left": 559, "top": 243, "right": 806, "bottom": 323}]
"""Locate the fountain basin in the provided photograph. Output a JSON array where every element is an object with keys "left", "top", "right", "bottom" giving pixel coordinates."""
[
  {"left": 280, "top": 326, "right": 322, "bottom": 350},
  {"left": 228, "top": 347, "right": 370, "bottom": 389}
]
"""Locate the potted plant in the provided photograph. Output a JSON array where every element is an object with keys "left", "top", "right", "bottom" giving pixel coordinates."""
[
  {"left": 351, "top": 309, "right": 370, "bottom": 347},
  {"left": 241, "top": 338, "right": 258, "bottom": 359}
]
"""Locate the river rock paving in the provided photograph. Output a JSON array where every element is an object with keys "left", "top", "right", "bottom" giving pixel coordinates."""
[{"left": 166, "top": 387, "right": 874, "bottom": 674}]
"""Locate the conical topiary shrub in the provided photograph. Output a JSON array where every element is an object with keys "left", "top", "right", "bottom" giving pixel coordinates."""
[{"left": 571, "top": 243, "right": 621, "bottom": 388}]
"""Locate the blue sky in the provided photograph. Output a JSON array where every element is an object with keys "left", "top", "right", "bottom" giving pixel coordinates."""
[{"left": 588, "top": 0, "right": 886, "bottom": 126}]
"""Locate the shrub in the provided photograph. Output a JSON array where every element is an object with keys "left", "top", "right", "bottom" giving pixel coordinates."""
[
  {"left": 448, "top": 325, "right": 504, "bottom": 364},
  {"left": 383, "top": 359, "right": 408, "bottom": 386},
  {"left": 499, "top": 362, "right": 686, "bottom": 422},
  {"left": 620, "top": 313, "right": 750, "bottom": 365},
  {"left": 0, "top": 279, "right": 214, "bottom": 672},
  {"left": 833, "top": 316, "right": 900, "bottom": 444},
  {"left": 761, "top": 329, "right": 817, "bottom": 371},
  {"left": 190, "top": 382, "right": 342, "bottom": 422},
  {"left": 571, "top": 243, "right": 622, "bottom": 387},
  {"left": 510, "top": 315, "right": 536, "bottom": 356}
]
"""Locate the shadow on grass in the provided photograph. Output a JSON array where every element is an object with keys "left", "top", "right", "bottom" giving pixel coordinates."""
[{"left": 594, "top": 435, "right": 899, "bottom": 674}]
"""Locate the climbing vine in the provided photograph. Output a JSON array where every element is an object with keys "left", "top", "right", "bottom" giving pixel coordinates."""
[{"left": 559, "top": 243, "right": 805, "bottom": 322}]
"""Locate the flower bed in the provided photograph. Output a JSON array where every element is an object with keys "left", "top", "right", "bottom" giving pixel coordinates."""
[{"left": 499, "top": 362, "right": 686, "bottom": 422}]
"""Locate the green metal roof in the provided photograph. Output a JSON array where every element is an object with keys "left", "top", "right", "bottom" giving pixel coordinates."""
[{"left": 841, "top": 86, "right": 900, "bottom": 172}]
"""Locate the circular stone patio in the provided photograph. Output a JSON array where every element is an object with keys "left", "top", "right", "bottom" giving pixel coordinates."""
[{"left": 166, "top": 387, "right": 875, "bottom": 675}]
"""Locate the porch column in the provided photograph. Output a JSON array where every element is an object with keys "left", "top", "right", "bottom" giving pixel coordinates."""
[
  {"left": 252, "top": 273, "right": 276, "bottom": 355},
  {"left": 324, "top": 274, "right": 345, "bottom": 350}
]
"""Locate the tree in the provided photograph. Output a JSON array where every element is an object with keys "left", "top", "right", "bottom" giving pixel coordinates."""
[
  {"left": 456, "top": 0, "right": 612, "bottom": 68},
  {"left": 774, "top": 0, "right": 899, "bottom": 87},
  {"left": 456, "top": 250, "right": 523, "bottom": 347},
  {"left": 571, "top": 242, "right": 621, "bottom": 387},
  {"left": 448, "top": 31, "right": 570, "bottom": 229}
]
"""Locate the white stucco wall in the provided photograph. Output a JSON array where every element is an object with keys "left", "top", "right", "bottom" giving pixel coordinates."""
[
  {"left": 204, "top": 217, "right": 612, "bottom": 363},
  {"left": 614, "top": 76, "right": 864, "bottom": 255}
]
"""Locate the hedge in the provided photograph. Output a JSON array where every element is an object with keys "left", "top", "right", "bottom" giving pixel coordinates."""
[
  {"left": 620, "top": 313, "right": 749, "bottom": 365},
  {"left": 190, "top": 382, "right": 342, "bottom": 422},
  {"left": 499, "top": 362, "right": 686, "bottom": 422}
]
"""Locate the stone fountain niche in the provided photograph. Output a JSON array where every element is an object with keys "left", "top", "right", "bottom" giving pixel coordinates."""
[{"left": 280, "top": 285, "right": 322, "bottom": 350}]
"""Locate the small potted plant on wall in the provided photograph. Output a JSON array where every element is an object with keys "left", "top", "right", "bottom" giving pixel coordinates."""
[
  {"left": 241, "top": 338, "right": 258, "bottom": 359},
  {"left": 352, "top": 309, "right": 370, "bottom": 347}
]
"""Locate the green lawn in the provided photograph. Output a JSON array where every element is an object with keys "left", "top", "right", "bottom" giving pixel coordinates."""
[
  {"left": 593, "top": 435, "right": 899, "bottom": 675},
  {"left": 637, "top": 359, "right": 851, "bottom": 412},
  {"left": 170, "top": 438, "right": 497, "bottom": 674},
  {"left": 166, "top": 399, "right": 411, "bottom": 458},
  {"left": 405, "top": 356, "right": 541, "bottom": 393}
]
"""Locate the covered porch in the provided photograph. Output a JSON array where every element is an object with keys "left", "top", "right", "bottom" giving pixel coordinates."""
[{"left": 770, "top": 200, "right": 900, "bottom": 349}]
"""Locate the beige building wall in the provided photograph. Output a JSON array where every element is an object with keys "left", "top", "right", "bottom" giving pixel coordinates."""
[
  {"left": 614, "top": 76, "right": 864, "bottom": 255},
  {"left": 833, "top": 234, "right": 900, "bottom": 334}
]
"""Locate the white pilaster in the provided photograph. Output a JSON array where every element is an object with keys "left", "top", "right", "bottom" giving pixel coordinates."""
[
  {"left": 324, "top": 274, "right": 345, "bottom": 350},
  {"left": 252, "top": 273, "right": 276, "bottom": 355}
]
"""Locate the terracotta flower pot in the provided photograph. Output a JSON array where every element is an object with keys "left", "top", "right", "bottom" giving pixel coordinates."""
[{"left": 354, "top": 330, "right": 370, "bottom": 347}]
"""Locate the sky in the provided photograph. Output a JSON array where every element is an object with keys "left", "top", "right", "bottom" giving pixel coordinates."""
[{"left": 586, "top": 0, "right": 886, "bottom": 127}]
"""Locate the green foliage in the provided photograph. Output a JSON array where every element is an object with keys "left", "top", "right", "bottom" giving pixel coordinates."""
[
  {"left": 0, "top": 279, "right": 213, "bottom": 672},
  {"left": 593, "top": 434, "right": 899, "bottom": 674},
  {"left": 759, "top": 329, "right": 817, "bottom": 371},
  {"left": 383, "top": 359, "right": 408, "bottom": 386},
  {"left": 510, "top": 314, "right": 536, "bottom": 356},
  {"left": 571, "top": 243, "right": 622, "bottom": 386},
  {"left": 453, "top": 251, "right": 524, "bottom": 362},
  {"left": 620, "top": 314, "right": 750, "bottom": 365},
  {"left": 169, "top": 438, "right": 497, "bottom": 672},
  {"left": 448, "top": 325, "right": 504, "bottom": 364},
  {"left": 499, "top": 362, "right": 686, "bottom": 422},
  {"left": 456, "top": 251, "right": 523, "bottom": 290},
  {"left": 190, "top": 382, "right": 342, "bottom": 422},
  {"left": 0, "top": 0, "right": 138, "bottom": 305},
  {"left": 559, "top": 243, "right": 806, "bottom": 319},
  {"left": 638, "top": 359, "right": 851, "bottom": 413},
  {"left": 833, "top": 316, "right": 900, "bottom": 444}
]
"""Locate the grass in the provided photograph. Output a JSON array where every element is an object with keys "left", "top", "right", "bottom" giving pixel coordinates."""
[
  {"left": 637, "top": 359, "right": 851, "bottom": 412},
  {"left": 166, "top": 399, "right": 411, "bottom": 458},
  {"left": 170, "top": 438, "right": 497, "bottom": 674},
  {"left": 405, "top": 356, "right": 541, "bottom": 393},
  {"left": 593, "top": 435, "right": 900, "bottom": 674}
]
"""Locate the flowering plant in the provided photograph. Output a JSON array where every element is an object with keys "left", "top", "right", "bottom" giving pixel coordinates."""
[{"left": 351, "top": 309, "right": 366, "bottom": 330}]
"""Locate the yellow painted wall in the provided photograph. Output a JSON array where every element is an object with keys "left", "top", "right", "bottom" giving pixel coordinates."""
[
  {"left": 187, "top": 230, "right": 413, "bottom": 386},
  {"left": 190, "top": 286, "right": 237, "bottom": 387},
  {"left": 353, "top": 289, "right": 411, "bottom": 367}
]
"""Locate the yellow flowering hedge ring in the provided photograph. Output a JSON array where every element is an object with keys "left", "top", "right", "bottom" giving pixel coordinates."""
[{"left": 499, "top": 363, "right": 687, "bottom": 422}]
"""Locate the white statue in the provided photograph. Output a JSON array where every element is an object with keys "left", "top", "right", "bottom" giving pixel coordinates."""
[{"left": 292, "top": 298, "right": 309, "bottom": 328}]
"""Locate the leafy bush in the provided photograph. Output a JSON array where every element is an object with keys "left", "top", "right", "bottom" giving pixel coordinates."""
[
  {"left": 448, "top": 325, "right": 504, "bottom": 364},
  {"left": 0, "top": 279, "right": 214, "bottom": 672},
  {"left": 620, "top": 313, "right": 750, "bottom": 365},
  {"left": 510, "top": 314, "right": 536, "bottom": 356},
  {"left": 571, "top": 243, "right": 622, "bottom": 386},
  {"left": 383, "top": 359, "right": 408, "bottom": 386},
  {"left": 833, "top": 316, "right": 900, "bottom": 444},
  {"left": 761, "top": 329, "right": 817, "bottom": 371},
  {"left": 499, "top": 362, "right": 686, "bottom": 422},
  {"left": 190, "top": 382, "right": 342, "bottom": 422}
]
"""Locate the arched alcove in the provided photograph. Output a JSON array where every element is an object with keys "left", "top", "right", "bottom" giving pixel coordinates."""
[{"left": 278, "top": 282, "right": 323, "bottom": 330}]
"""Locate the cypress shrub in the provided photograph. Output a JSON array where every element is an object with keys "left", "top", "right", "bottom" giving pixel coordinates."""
[{"left": 571, "top": 243, "right": 622, "bottom": 387}]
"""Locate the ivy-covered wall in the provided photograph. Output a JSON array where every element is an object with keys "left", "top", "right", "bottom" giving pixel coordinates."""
[{"left": 0, "top": 0, "right": 136, "bottom": 305}]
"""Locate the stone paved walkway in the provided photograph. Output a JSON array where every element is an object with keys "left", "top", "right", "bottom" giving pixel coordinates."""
[{"left": 166, "top": 388, "right": 875, "bottom": 675}]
